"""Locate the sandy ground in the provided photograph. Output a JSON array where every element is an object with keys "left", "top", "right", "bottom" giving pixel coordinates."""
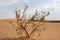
[{"left": 0, "top": 19, "right": 60, "bottom": 40}]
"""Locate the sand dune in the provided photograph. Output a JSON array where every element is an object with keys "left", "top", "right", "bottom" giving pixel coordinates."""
[{"left": 0, "top": 19, "right": 60, "bottom": 40}]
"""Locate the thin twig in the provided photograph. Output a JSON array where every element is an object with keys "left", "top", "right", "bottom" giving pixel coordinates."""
[{"left": 30, "top": 22, "right": 46, "bottom": 37}]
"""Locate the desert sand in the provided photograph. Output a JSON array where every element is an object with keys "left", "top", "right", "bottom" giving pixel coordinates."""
[{"left": 0, "top": 19, "right": 60, "bottom": 40}]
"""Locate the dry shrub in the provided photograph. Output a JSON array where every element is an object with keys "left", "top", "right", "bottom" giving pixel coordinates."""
[{"left": 7, "top": 5, "right": 50, "bottom": 40}]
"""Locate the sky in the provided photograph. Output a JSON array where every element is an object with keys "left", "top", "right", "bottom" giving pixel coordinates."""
[{"left": 0, "top": 0, "right": 60, "bottom": 20}]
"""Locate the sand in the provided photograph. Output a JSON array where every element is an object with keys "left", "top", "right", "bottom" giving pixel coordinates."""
[{"left": 0, "top": 19, "right": 60, "bottom": 40}]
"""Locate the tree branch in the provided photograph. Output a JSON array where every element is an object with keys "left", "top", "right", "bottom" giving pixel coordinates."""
[{"left": 30, "top": 22, "right": 46, "bottom": 37}]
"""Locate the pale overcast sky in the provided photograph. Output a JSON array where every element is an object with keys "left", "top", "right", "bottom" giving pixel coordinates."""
[{"left": 0, "top": 0, "right": 60, "bottom": 20}]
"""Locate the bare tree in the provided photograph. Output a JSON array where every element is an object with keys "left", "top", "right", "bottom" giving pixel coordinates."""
[{"left": 7, "top": 5, "right": 48, "bottom": 40}]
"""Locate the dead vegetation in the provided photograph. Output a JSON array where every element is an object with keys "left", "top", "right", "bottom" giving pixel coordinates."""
[{"left": 7, "top": 5, "right": 50, "bottom": 40}]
